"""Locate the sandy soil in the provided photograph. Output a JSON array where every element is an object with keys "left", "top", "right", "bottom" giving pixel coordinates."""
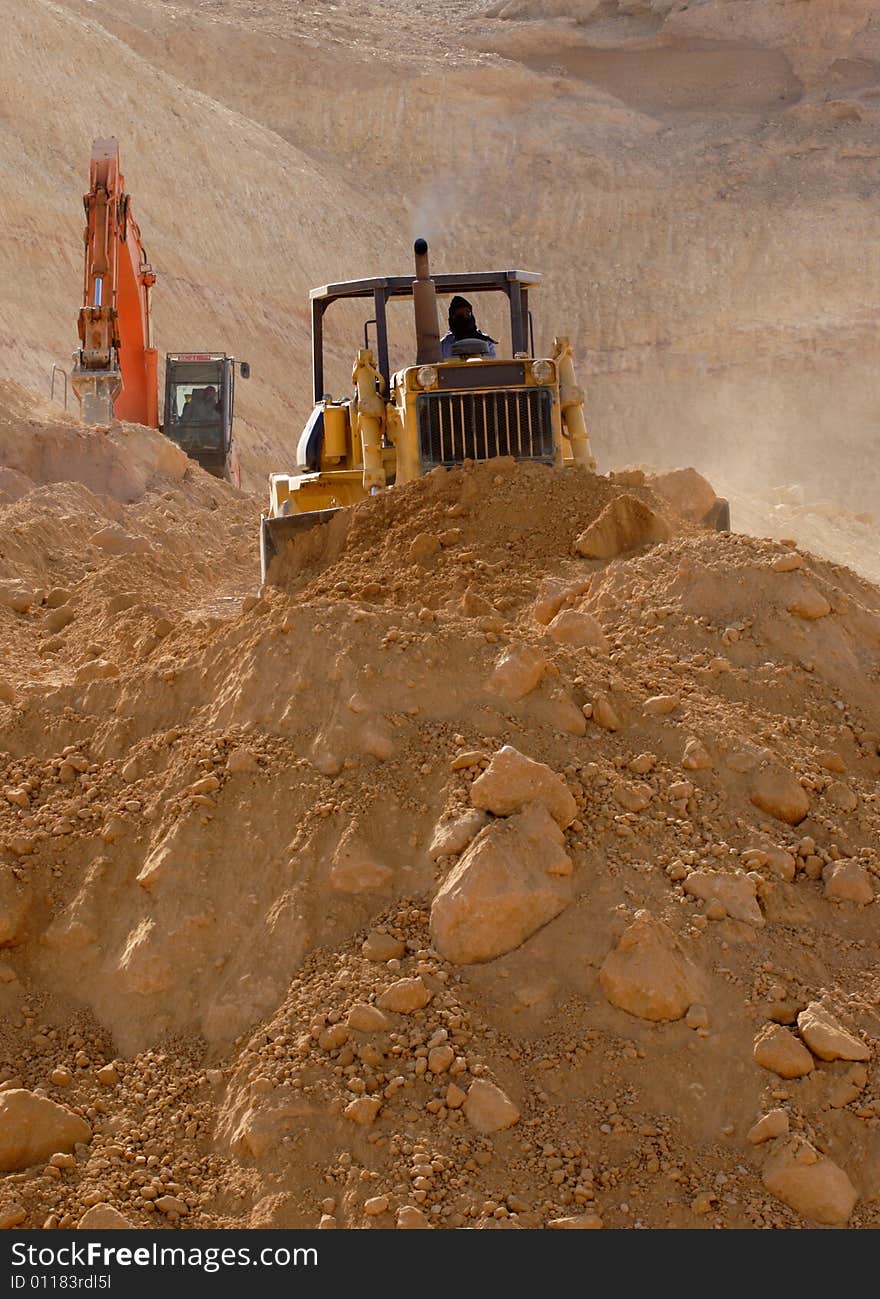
[
  {"left": 0, "top": 382, "right": 878, "bottom": 1231},
  {"left": 0, "top": 0, "right": 879, "bottom": 1236}
]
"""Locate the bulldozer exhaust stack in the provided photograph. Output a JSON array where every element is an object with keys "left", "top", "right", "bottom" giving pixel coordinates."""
[{"left": 413, "top": 238, "right": 441, "bottom": 365}]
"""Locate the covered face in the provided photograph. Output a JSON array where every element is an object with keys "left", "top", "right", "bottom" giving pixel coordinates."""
[{"left": 448, "top": 295, "right": 478, "bottom": 339}]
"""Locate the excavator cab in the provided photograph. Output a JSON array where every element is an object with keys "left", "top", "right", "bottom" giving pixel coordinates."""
[{"left": 162, "top": 353, "right": 247, "bottom": 487}]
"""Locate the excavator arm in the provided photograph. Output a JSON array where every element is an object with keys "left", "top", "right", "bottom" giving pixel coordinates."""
[{"left": 71, "top": 138, "right": 158, "bottom": 427}]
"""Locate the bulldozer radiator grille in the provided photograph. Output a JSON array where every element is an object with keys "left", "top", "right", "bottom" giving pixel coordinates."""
[{"left": 416, "top": 388, "right": 555, "bottom": 469}]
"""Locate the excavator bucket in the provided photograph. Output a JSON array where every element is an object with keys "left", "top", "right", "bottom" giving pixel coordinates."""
[
  {"left": 70, "top": 368, "right": 121, "bottom": 426},
  {"left": 259, "top": 508, "right": 342, "bottom": 584}
]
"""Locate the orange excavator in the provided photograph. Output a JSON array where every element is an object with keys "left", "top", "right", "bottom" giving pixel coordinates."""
[{"left": 71, "top": 138, "right": 248, "bottom": 487}]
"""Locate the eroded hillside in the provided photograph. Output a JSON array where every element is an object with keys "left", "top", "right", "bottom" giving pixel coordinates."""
[{"left": 2, "top": 0, "right": 879, "bottom": 511}]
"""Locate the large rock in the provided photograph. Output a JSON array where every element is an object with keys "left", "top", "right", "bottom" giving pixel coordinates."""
[
  {"left": 226, "top": 747, "right": 258, "bottom": 774},
  {"left": 532, "top": 578, "right": 579, "bottom": 626},
  {"left": 0, "top": 1090, "right": 91, "bottom": 1171},
  {"left": 752, "top": 1024, "right": 814, "bottom": 1079},
  {"left": 490, "top": 645, "right": 548, "bottom": 701},
  {"left": 361, "top": 931, "right": 405, "bottom": 962},
  {"left": 598, "top": 910, "right": 705, "bottom": 1022},
  {"left": 762, "top": 1135, "right": 857, "bottom": 1225},
  {"left": 430, "top": 804, "right": 573, "bottom": 964},
  {"left": 750, "top": 766, "right": 810, "bottom": 825},
  {"left": 0, "top": 580, "right": 34, "bottom": 614},
  {"left": 796, "top": 1002, "right": 871, "bottom": 1062},
  {"left": 546, "top": 609, "right": 608, "bottom": 652},
  {"left": 397, "top": 1205, "right": 433, "bottom": 1229},
  {"left": 408, "top": 532, "right": 440, "bottom": 566},
  {"left": 470, "top": 746, "right": 576, "bottom": 827},
  {"left": 75, "top": 659, "right": 120, "bottom": 684},
  {"left": 786, "top": 583, "right": 832, "bottom": 620},
  {"left": 221, "top": 1094, "right": 317, "bottom": 1160},
  {"left": 681, "top": 737, "right": 713, "bottom": 771},
  {"left": 683, "top": 870, "right": 764, "bottom": 926},
  {"left": 347, "top": 1003, "right": 393, "bottom": 1033},
  {"left": 429, "top": 809, "right": 489, "bottom": 860},
  {"left": 644, "top": 467, "right": 719, "bottom": 523},
  {"left": 376, "top": 978, "right": 431, "bottom": 1014},
  {"left": 592, "top": 693, "right": 621, "bottom": 731},
  {"left": 463, "top": 1080, "right": 520, "bottom": 1134},
  {"left": 44, "top": 606, "right": 75, "bottom": 634},
  {"left": 344, "top": 1097, "right": 381, "bottom": 1126},
  {"left": 78, "top": 1204, "right": 135, "bottom": 1230},
  {"left": 824, "top": 781, "right": 858, "bottom": 812},
  {"left": 747, "top": 1110, "right": 790, "bottom": 1145},
  {"left": 644, "top": 694, "right": 679, "bottom": 716},
  {"left": 764, "top": 848, "right": 797, "bottom": 881},
  {"left": 614, "top": 782, "right": 652, "bottom": 813},
  {"left": 770, "top": 552, "right": 803, "bottom": 573},
  {"left": 574, "top": 494, "right": 670, "bottom": 559},
  {"left": 823, "top": 860, "right": 874, "bottom": 905}
]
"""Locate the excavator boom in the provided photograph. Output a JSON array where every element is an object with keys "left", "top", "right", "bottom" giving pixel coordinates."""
[{"left": 71, "top": 138, "right": 158, "bottom": 426}]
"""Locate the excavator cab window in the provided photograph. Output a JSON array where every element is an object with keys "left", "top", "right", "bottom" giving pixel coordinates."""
[{"left": 163, "top": 357, "right": 230, "bottom": 456}]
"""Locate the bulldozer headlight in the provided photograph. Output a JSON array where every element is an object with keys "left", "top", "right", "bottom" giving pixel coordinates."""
[
  {"left": 532, "top": 359, "right": 555, "bottom": 383},
  {"left": 416, "top": 365, "right": 438, "bottom": 389}
]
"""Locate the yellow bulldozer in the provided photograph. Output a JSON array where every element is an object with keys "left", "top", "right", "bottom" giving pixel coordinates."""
[{"left": 260, "top": 240, "right": 728, "bottom": 581}]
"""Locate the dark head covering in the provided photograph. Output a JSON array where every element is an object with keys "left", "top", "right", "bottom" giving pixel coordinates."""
[
  {"left": 448, "top": 295, "right": 473, "bottom": 327},
  {"left": 447, "top": 295, "right": 498, "bottom": 345}
]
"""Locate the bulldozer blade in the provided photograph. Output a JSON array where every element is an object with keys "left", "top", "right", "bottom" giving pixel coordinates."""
[
  {"left": 702, "top": 497, "right": 731, "bottom": 532},
  {"left": 71, "top": 369, "right": 121, "bottom": 426},
  {"left": 260, "top": 508, "right": 342, "bottom": 584}
]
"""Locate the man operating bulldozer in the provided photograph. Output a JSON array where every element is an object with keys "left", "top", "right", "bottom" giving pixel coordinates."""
[{"left": 440, "top": 295, "right": 498, "bottom": 358}]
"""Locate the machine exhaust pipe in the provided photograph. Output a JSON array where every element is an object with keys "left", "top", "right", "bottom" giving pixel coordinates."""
[{"left": 413, "top": 238, "right": 441, "bottom": 365}]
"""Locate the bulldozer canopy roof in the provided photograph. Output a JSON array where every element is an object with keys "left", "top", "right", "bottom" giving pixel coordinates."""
[{"left": 309, "top": 269, "right": 540, "bottom": 302}]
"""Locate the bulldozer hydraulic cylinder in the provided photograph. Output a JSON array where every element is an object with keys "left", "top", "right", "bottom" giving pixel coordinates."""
[
  {"left": 353, "top": 349, "right": 387, "bottom": 491},
  {"left": 554, "top": 336, "right": 596, "bottom": 471}
]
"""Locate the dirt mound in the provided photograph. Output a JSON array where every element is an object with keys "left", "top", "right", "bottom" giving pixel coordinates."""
[
  {"left": 4, "top": 0, "right": 880, "bottom": 1236},
  {"left": 0, "top": 394, "right": 878, "bottom": 1231},
  {"left": 266, "top": 458, "right": 691, "bottom": 612},
  {"left": 0, "top": 381, "right": 246, "bottom": 508}
]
